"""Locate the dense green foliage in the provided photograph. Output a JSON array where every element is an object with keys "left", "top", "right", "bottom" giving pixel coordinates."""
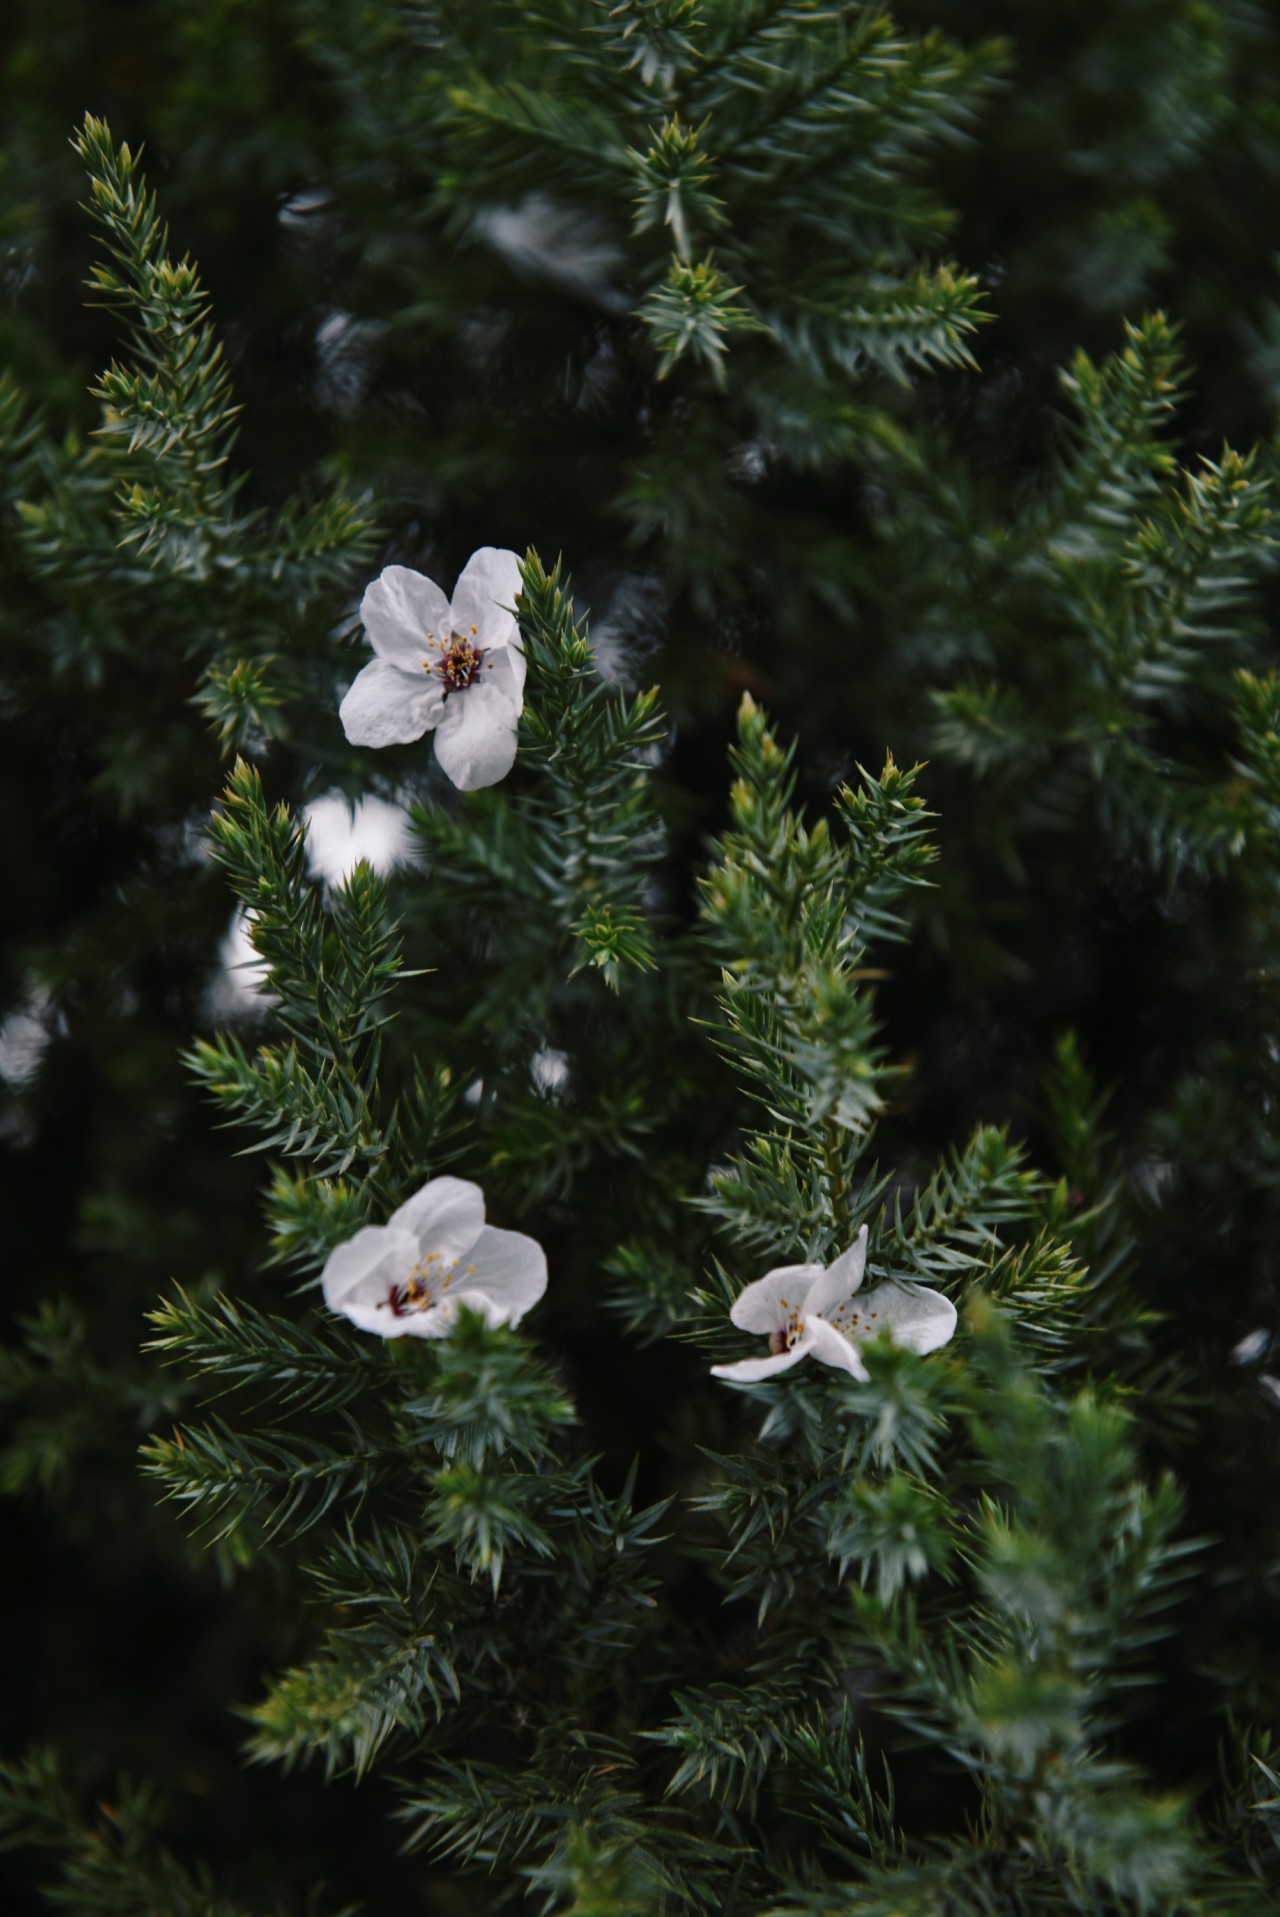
[{"left": 6, "top": 3, "right": 1280, "bottom": 1913}]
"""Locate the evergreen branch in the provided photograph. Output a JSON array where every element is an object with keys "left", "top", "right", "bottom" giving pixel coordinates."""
[
  {"left": 426, "top": 1456, "right": 557, "bottom": 1595},
  {"left": 629, "top": 113, "right": 725, "bottom": 254},
  {"left": 880, "top": 1127, "right": 1045, "bottom": 1285},
  {"left": 0, "top": 1748, "right": 341, "bottom": 1917},
  {"left": 145, "top": 1287, "right": 387, "bottom": 1417},
  {"left": 979, "top": 1233, "right": 1098, "bottom": 1372},
  {"left": 824, "top": 1472, "right": 954, "bottom": 1601},
  {"left": 185, "top": 1032, "right": 395, "bottom": 1177},
  {"left": 68, "top": 114, "right": 372, "bottom": 704},
  {"left": 700, "top": 699, "right": 939, "bottom": 1260},
  {"left": 262, "top": 1168, "right": 377, "bottom": 1273},
  {"left": 929, "top": 678, "right": 1051, "bottom": 781},
  {"left": 859, "top": 1306, "right": 1199, "bottom": 1820},
  {"left": 512, "top": 551, "right": 667, "bottom": 986},
  {"left": 835, "top": 752, "right": 938, "bottom": 944},
  {"left": 522, "top": 1807, "right": 733, "bottom": 1917},
  {"left": 141, "top": 1418, "right": 390, "bottom": 1549},
  {"left": 206, "top": 761, "right": 406, "bottom": 1051},
  {"left": 399, "top": 1753, "right": 578, "bottom": 1869},
  {"left": 190, "top": 762, "right": 404, "bottom": 1175},
  {"left": 246, "top": 1637, "right": 459, "bottom": 1781},
  {"left": 0, "top": 371, "right": 45, "bottom": 507},
  {"left": 649, "top": 1667, "right": 835, "bottom": 1810},
  {"left": 605, "top": 0, "right": 704, "bottom": 92},
  {"left": 929, "top": 319, "right": 1276, "bottom": 871},
  {"left": 607, "top": 1235, "right": 706, "bottom": 1342},
  {"left": 245, "top": 1529, "right": 463, "bottom": 1779},
  {"left": 833, "top": 1340, "right": 956, "bottom": 1477},
  {"left": 774, "top": 1703, "right": 901, "bottom": 1871},
  {"left": 401, "top": 1747, "right": 732, "bottom": 1909},
  {"left": 521, "top": 1464, "right": 672, "bottom": 1668},
  {"left": 700, "top": 1134, "right": 834, "bottom": 1256},
  {"left": 692, "top": 1442, "right": 816, "bottom": 1618},
  {"left": 0, "top": 1298, "right": 186, "bottom": 1500},
  {"left": 769, "top": 262, "right": 986, "bottom": 382},
  {"left": 700, "top": 9, "right": 990, "bottom": 189},
  {"left": 74, "top": 115, "right": 246, "bottom": 570},
  {"left": 397, "top": 1309, "right": 576, "bottom": 1467},
  {"left": 446, "top": 77, "right": 632, "bottom": 185},
  {"left": 408, "top": 553, "right": 666, "bottom": 995},
  {"left": 1119, "top": 448, "right": 1274, "bottom": 707},
  {"left": 640, "top": 253, "right": 765, "bottom": 384},
  {"left": 1039, "top": 313, "right": 1183, "bottom": 557}
]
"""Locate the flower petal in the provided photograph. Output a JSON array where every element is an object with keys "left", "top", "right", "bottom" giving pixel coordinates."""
[
  {"left": 486, "top": 638, "right": 526, "bottom": 705},
  {"left": 711, "top": 1325, "right": 816, "bottom": 1383},
  {"left": 728, "top": 1263, "right": 824, "bottom": 1334},
  {"left": 450, "top": 547, "right": 524, "bottom": 650},
  {"left": 340, "top": 659, "right": 442, "bottom": 748},
  {"left": 806, "top": 1313, "right": 871, "bottom": 1379},
  {"left": 322, "top": 1223, "right": 417, "bottom": 1315},
  {"left": 825, "top": 1278, "right": 958, "bottom": 1356},
  {"left": 433, "top": 680, "right": 520, "bottom": 790},
  {"left": 457, "top": 1224, "right": 547, "bottom": 1325},
  {"left": 388, "top": 1175, "right": 485, "bottom": 1263},
  {"left": 387, "top": 1297, "right": 462, "bottom": 1340},
  {"left": 361, "top": 565, "right": 452, "bottom": 670},
  {"left": 443, "top": 1288, "right": 509, "bottom": 1328},
  {"left": 802, "top": 1226, "right": 869, "bottom": 1320}
]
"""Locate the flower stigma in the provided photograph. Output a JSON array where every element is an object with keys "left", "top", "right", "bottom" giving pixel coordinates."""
[
  {"left": 768, "top": 1300, "right": 804, "bottom": 1355},
  {"left": 380, "top": 1251, "right": 482, "bottom": 1316},
  {"left": 421, "top": 623, "right": 493, "bottom": 695}
]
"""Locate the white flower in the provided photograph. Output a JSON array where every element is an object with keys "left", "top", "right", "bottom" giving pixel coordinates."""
[
  {"left": 339, "top": 548, "right": 525, "bottom": 791},
  {"left": 321, "top": 1174, "right": 546, "bottom": 1339},
  {"left": 710, "top": 1226, "right": 956, "bottom": 1384},
  {"left": 303, "top": 791, "right": 416, "bottom": 885}
]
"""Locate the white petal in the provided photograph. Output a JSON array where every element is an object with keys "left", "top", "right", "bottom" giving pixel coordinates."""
[
  {"left": 711, "top": 1338, "right": 813, "bottom": 1384},
  {"left": 486, "top": 639, "right": 526, "bottom": 705},
  {"left": 388, "top": 1175, "right": 485, "bottom": 1262},
  {"left": 728, "top": 1263, "right": 823, "bottom": 1335},
  {"left": 806, "top": 1314, "right": 870, "bottom": 1379},
  {"left": 393, "top": 1291, "right": 515, "bottom": 1337},
  {"left": 322, "top": 1223, "right": 417, "bottom": 1313},
  {"left": 824, "top": 1278, "right": 958, "bottom": 1356},
  {"left": 450, "top": 547, "right": 523, "bottom": 650},
  {"left": 455, "top": 1225, "right": 547, "bottom": 1325},
  {"left": 340, "top": 659, "right": 442, "bottom": 748},
  {"left": 443, "top": 1287, "right": 508, "bottom": 1328},
  {"left": 361, "top": 565, "right": 452, "bottom": 671},
  {"left": 340, "top": 1295, "right": 418, "bottom": 1337},
  {"left": 391, "top": 1297, "right": 462, "bottom": 1340},
  {"left": 433, "top": 681, "right": 520, "bottom": 790},
  {"left": 803, "top": 1226, "right": 869, "bottom": 1321}
]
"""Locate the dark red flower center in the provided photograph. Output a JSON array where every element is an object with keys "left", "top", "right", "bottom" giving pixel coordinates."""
[
  {"left": 438, "top": 639, "right": 484, "bottom": 692},
  {"left": 388, "top": 1274, "right": 435, "bottom": 1317}
]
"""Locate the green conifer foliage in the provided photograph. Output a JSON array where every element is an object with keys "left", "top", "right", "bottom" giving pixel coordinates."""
[
  {"left": 83, "top": 676, "right": 1270, "bottom": 1912},
  {"left": 6, "top": 7, "right": 1280, "bottom": 1916}
]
